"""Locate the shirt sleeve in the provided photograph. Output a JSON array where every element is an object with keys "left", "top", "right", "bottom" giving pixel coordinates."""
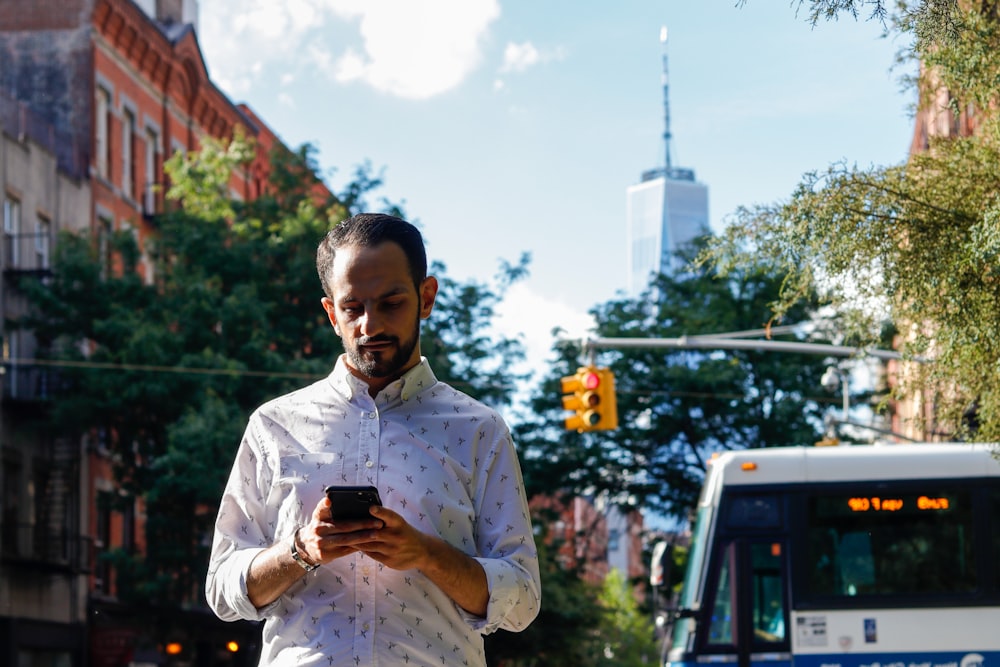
[
  {"left": 205, "top": 413, "right": 280, "bottom": 622},
  {"left": 463, "top": 424, "right": 541, "bottom": 634}
]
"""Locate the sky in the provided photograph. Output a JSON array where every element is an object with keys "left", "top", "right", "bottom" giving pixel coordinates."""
[{"left": 197, "top": 0, "right": 916, "bottom": 390}]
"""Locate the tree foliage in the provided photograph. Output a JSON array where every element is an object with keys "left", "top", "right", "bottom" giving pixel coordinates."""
[
  {"left": 707, "top": 1, "right": 1000, "bottom": 439},
  {"left": 517, "top": 241, "right": 832, "bottom": 520},
  {"left": 15, "top": 134, "right": 528, "bottom": 604},
  {"left": 758, "top": 0, "right": 971, "bottom": 47},
  {"left": 593, "top": 569, "right": 659, "bottom": 667}
]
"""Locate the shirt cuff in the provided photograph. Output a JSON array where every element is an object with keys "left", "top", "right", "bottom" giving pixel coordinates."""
[
  {"left": 454, "top": 557, "right": 521, "bottom": 634},
  {"left": 222, "top": 547, "right": 280, "bottom": 621}
]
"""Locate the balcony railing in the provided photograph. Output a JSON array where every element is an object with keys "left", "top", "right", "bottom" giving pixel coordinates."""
[
  {"left": 2, "top": 363, "right": 60, "bottom": 402},
  {"left": 2, "top": 231, "right": 52, "bottom": 275},
  {"left": 0, "top": 521, "right": 93, "bottom": 571}
]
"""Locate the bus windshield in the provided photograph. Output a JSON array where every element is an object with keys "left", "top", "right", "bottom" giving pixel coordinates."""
[{"left": 805, "top": 487, "right": 976, "bottom": 598}]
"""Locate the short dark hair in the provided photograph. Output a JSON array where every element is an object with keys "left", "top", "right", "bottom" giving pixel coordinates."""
[{"left": 316, "top": 213, "right": 427, "bottom": 299}]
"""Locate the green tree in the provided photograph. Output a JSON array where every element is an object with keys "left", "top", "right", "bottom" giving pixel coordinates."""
[
  {"left": 707, "top": 1, "right": 1000, "bottom": 439},
  {"left": 15, "top": 134, "right": 529, "bottom": 605},
  {"left": 594, "top": 569, "right": 658, "bottom": 667},
  {"left": 517, "top": 239, "right": 832, "bottom": 520},
  {"left": 750, "top": 0, "right": 970, "bottom": 48}
]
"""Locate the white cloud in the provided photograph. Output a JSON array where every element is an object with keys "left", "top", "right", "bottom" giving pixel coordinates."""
[
  {"left": 493, "top": 42, "right": 566, "bottom": 95},
  {"left": 500, "top": 42, "right": 541, "bottom": 73},
  {"left": 327, "top": 0, "right": 500, "bottom": 99},
  {"left": 199, "top": 0, "right": 500, "bottom": 100},
  {"left": 493, "top": 282, "right": 595, "bottom": 386}
]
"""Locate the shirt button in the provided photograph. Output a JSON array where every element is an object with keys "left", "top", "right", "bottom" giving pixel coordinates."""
[
  {"left": 363, "top": 623, "right": 370, "bottom": 631},
  {"left": 368, "top": 411, "right": 376, "bottom": 419},
  {"left": 365, "top": 460, "right": 374, "bottom": 468}
]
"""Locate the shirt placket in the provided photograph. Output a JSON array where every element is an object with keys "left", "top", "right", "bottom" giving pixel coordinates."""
[{"left": 352, "top": 404, "right": 380, "bottom": 663}]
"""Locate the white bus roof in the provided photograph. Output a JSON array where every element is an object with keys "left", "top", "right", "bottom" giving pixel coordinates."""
[{"left": 700, "top": 443, "right": 1000, "bottom": 504}]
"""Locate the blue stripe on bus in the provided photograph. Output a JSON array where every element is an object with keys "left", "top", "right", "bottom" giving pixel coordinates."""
[
  {"left": 669, "top": 652, "right": 997, "bottom": 667},
  {"left": 793, "top": 651, "right": 996, "bottom": 667}
]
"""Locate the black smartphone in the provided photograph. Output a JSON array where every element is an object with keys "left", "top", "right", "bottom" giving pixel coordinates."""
[{"left": 324, "top": 485, "right": 382, "bottom": 521}]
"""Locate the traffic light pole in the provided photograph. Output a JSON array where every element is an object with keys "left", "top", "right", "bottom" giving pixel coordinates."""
[{"left": 578, "top": 336, "right": 918, "bottom": 363}]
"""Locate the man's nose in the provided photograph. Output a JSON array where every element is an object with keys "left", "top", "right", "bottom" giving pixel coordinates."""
[{"left": 359, "top": 308, "right": 383, "bottom": 336}]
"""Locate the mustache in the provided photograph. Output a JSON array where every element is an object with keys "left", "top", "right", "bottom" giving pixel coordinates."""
[{"left": 357, "top": 335, "right": 396, "bottom": 346}]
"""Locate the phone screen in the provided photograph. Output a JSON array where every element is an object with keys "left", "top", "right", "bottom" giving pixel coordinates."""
[{"left": 324, "top": 485, "right": 382, "bottom": 520}]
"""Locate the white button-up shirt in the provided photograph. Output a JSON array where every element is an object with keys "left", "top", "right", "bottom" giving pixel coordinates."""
[{"left": 206, "top": 356, "right": 541, "bottom": 666}]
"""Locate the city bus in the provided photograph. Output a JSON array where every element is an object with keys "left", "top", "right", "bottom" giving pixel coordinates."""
[{"left": 658, "top": 443, "right": 1000, "bottom": 667}]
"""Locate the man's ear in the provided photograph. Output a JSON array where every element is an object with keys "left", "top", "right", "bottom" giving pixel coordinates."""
[
  {"left": 321, "top": 297, "right": 341, "bottom": 335},
  {"left": 419, "top": 276, "right": 439, "bottom": 320}
]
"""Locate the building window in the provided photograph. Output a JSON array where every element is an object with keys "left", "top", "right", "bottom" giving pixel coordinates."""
[
  {"left": 122, "top": 500, "right": 135, "bottom": 552},
  {"left": 35, "top": 215, "right": 50, "bottom": 270},
  {"left": 6, "top": 333, "right": 20, "bottom": 399},
  {"left": 3, "top": 196, "right": 21, "bottom": 268},
  {"left": 97, "top": 216, "right": 113, "bottom": 279},
  {"left": 122, "top": 107, "right": 136, "bottom": 198},
  {"left": 95, "top": 491, "right": 112, "bottom": 593},
  {"left": 95, "top": 87, "right": 112, "bottom": 180},
  {"left": 2, "top": 454, "right": 22, "bottom": 557},
  {"left": 144, "top": 127, "right": 159, "bottom": 214}
]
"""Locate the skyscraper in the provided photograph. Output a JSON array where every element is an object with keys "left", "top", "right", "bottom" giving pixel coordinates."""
[{"left": 626, "top": 27, "right": 709, "bottom": 297}]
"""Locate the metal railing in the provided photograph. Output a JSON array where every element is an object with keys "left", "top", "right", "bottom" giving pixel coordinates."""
[
  {"left": 2, "top": 231, "right": 52, "bottom": 273},
  {"left": 2, "top": 363, "right": 59, "bottom": 402},
  {"left": 0, "top": 521, "right": 93, "bottom": 571}
]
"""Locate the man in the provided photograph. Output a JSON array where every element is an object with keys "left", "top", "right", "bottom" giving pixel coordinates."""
[{"left": 206, "top": 213, "right": 541, "bottom": 666}]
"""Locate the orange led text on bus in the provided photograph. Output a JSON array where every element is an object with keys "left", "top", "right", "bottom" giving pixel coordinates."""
[{"left": 847, "top": 497, "right": 903, "bottom": 512}]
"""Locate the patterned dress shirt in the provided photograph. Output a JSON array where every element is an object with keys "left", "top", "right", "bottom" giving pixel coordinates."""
[{"left": 206, "top": 356, "right": 541, "bottom": 666}]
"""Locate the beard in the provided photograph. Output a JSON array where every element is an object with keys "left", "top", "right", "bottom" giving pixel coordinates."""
[{"left": 344, "top": 311, "right": 421, "bottom": 380}]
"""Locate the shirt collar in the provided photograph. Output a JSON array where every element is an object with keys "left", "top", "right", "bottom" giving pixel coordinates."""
[{"left": 328, "top": 355, "right": 438, "bottom": 405}]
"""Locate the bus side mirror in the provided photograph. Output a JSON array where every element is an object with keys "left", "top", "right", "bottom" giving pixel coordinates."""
[{"left": 674, "top": 606, "right": 698, "bottom": 619}]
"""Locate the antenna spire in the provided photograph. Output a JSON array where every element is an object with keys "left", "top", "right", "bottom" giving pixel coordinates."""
[{"left": 660, "top": 26, "right": 672, "bottom": 173}]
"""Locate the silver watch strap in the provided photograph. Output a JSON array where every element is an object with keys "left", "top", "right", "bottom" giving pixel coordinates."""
[{"left": 290, "top": 528, "right": 319, "bottom": 572}]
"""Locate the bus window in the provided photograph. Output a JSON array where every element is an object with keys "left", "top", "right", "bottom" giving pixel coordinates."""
[
  {"left": 725, "top": 494, "right": 781, "bottom": 529},
  {"left": 707, "top": 545, "right": 736, "bottom": 646},
  {"left": 805, "top": 488, "right": 976, "bottom": 598},
  {"left": 993, "top": 488, "right": 1000, "bottom": 589},
  {"left": 751, "top": 542, "right": 786, "bottom": 644},
  {"left": 837, "top": 531, "right": 876, "bottom": 596}
]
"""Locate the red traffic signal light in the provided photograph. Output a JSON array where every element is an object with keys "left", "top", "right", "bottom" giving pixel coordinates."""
[{"left": 560, "top": 366, "right": 618, "bottom": 432}]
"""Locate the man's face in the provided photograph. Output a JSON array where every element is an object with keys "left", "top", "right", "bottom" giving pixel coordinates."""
[{"left": 321, "top": 241, "right": 437, "bottom": 385}]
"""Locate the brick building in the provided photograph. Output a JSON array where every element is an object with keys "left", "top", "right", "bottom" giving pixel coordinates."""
[
  {"left": 886, "top": 65, "right": 980, "bottom": 444},
  {"left": 0, "top": 1, "right": 305, "bottom": 664},
  {"left": 530, "top": 493, "right": 646, "bottom": 588}
]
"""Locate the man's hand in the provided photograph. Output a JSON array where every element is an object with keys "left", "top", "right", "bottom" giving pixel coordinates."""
[
  {"left": 296, "top": 496, "right": 384, "bottom": 566},
  {"left": 246, "top": 496, "right": 382, "bottom": 608},
  {"left": 350, "top": 506, "right": 489, "bottom": 617},
  {"left": 249, "top": 501, "right": 488, "bottom": 618}
]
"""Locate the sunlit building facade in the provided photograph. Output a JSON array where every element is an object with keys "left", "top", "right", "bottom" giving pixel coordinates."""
[{"left": 626, "top": 166, "right": 709, "bottom": 297}]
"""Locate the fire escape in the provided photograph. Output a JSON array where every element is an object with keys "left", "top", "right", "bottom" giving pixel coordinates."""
[{"left": 1, "top": 220, "right": 91, "bottom": 578}]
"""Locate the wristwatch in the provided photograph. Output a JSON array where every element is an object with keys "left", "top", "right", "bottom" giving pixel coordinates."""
[{"left": 290, "top": 528, "right": 320, "bottom": 572}]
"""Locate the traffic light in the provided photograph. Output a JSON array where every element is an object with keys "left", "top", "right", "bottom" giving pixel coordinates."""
[{"left": 560, "top": 366, "right": 618, "bottom": 432}]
